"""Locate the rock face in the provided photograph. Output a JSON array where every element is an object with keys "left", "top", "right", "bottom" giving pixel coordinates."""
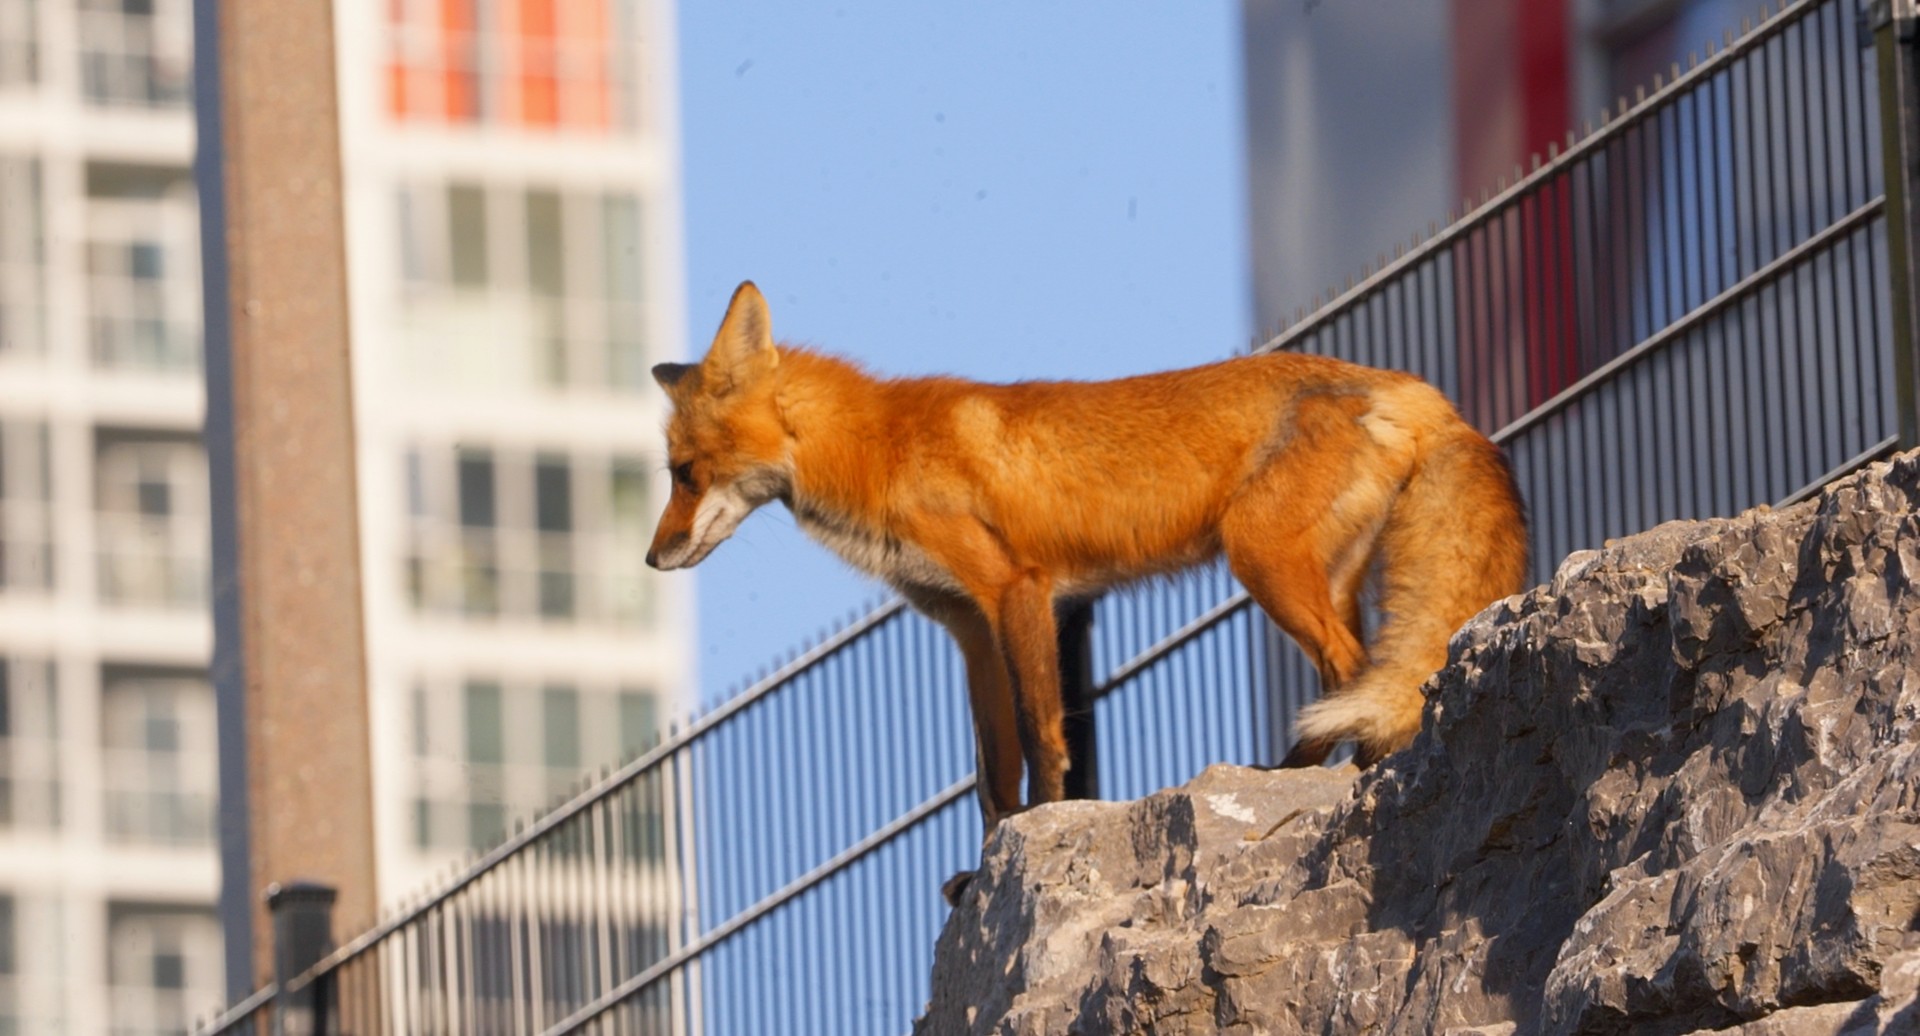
[{"left": 918, "top": 451, "right": 1920, "bottom": 1035}]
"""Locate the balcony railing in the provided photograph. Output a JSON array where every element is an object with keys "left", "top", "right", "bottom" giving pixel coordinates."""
[
  {"left": 406, "top": 526, "right": 650, "bottom": 627},
  {"left": 79, "top": 0, "right": 190, "bottom": 110},
  {"left": 0, "top": 739, "right": 60, "bottom": 832},
  {"left": 96, "top": 511, "right": 208, "bottom": 609}
]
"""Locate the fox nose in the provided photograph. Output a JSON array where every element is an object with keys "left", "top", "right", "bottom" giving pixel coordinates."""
[{"left": 648, "top": 532, "right": 687, "bottom": 569}]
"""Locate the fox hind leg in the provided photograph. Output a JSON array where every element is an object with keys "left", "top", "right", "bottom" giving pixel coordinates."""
[
  {"left": 1220, "top": 408, "right": 1396, "bottom": 766},
  {"left": 1225, "top": 543, "right": 1369, "bottom": 767}
]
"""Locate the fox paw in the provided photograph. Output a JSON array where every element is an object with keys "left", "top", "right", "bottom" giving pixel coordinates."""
[{"left": 1275, "top": 737, "right": 1336, "bottom": 768}]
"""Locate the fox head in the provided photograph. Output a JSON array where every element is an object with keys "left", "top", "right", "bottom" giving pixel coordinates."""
[{"left": 646, "top": 281, "right": 792, "bottom": 570}]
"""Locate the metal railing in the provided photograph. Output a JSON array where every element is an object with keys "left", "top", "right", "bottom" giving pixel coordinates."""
[
  {"left": 198, "top": 0, "right": 1912, "bottom": 1032},
  {"left": 96, "top": 510, "right": 210, "bottom": 608}
]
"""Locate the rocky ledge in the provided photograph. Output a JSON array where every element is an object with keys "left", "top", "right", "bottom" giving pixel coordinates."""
[{"left": 918, "top": 451, "right": 1920, "bottom": 1035}]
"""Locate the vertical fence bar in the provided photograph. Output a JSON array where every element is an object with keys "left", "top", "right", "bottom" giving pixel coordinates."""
[{"left": 1873, "top": 0, "right": 1920, "bottom": 447}]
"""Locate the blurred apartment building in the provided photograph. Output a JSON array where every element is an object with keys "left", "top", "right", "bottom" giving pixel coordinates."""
[
  {"left": 0, "top": 0, "right": 687, "bottom": 1031},
  {"left": 337, "top": 0, "right": 688, "bottom": 919},
  {"left": 1243, "top": 0, "right": 1777, "bottom": 334}
]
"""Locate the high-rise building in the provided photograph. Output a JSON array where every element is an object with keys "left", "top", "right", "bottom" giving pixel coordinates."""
[
  {"left": 0, "top": 1, "right": 688, "bottom": 1031},
  {"left": 0, "top": 0, "right": 216, "bottom": 1030},
  {"left": 1242, "top": 0, "right": 1775, "bottom": 336},
  {"left": 332, "top": 0, "right": 690, "bottom": 911}
]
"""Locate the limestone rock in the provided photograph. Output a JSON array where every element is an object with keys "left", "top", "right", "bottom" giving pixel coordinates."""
[{"left": 918, "top": 450, "right": 1920, "bottom": 1035}]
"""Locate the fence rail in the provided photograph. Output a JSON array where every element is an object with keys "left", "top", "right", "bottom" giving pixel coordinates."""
[{"left": 199, "top": 0, "right": 1913, "bottom": 1032}]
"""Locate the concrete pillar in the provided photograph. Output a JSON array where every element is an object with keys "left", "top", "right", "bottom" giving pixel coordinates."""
[{"left": 191, "top": 0, "right": 378, "bottom": 998}]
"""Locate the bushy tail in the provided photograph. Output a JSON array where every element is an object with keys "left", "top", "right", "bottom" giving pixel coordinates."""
[{"left": 1293, "top": 425, "right": 1528, "bottom": 763}]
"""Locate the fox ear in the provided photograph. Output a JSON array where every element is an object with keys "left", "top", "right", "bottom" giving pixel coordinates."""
[
  {"left": 702, "top": 281, "right": 778, "bottom": 394},
  {"left": 652, "top": 362, "right": 697, "bottom": 394}
]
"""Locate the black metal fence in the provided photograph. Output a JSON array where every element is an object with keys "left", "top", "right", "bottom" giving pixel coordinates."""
[{"left": 198, "top": 0, "right": 1913, "bottom": 1032}]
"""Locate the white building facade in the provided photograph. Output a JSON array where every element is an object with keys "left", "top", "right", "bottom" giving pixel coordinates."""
[
  {"left": 0, "top": 0, "right": 216, "bottom": 1030},
  {"left": 0, "top": 0, "right": 689, "bottom": 1031},
  {"left": 331, "top": 0, "right": 690, "bottom": 916}
]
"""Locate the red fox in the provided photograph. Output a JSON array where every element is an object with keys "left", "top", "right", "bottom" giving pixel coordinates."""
[{"left": 649, "top": 282, "right": 1527, "bottom": 830}]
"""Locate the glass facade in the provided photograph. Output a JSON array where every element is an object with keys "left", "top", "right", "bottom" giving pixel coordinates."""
[
  {"left": 396, "top": 179, "right": 650, "bottom": 393},
  {"left": 0, "top": 3, "right": 221, "bottom": 1032},
  {"left": 94, "top": 436, "right": 207, "bottom": 610},
  {"left": 384, "top": 0, "right": 649, "bottom": 133},
  {"left": 102, "top": 676, "right": 216, "bottom": 848},
  {"left": 105, "top": 907, "right": 221, "bottom": 1036},
  {"left": 411, "top": 676, "right": 661, "bottom": 852},
  {"left": 0, "top": 157, "right": 43, "bottom": 361},
  {"left": 404, "top": 443, "right": 652, "bottom": 626},
  {"left": 85, "top": 176, "right": 201, "bottom": 374},
  {"left": 78, "top": 0, "right": 191, "bottom": 109}
]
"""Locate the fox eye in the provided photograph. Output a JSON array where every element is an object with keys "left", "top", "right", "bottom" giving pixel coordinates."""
[{"left": 671, "top": 462, "right": 696, "bottom": 491}]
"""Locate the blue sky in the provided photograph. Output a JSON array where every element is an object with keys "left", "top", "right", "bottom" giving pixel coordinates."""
[{"left": 674, "top": 3, "right": 1251, "bottom": 705}]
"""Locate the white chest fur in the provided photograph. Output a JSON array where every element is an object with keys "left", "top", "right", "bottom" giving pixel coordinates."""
[{"left": 790, "top": 499, "right": 964, "bottom": 595}]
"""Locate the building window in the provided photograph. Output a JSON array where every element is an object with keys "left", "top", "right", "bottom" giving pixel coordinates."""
[
  {"left": 0, "top": 157, "right": 43, "bottom": 360},
  {"left": 385, "top": 0, "right": 648, "bottom": 134},
  {"left": 86, "top": 173, "right": 200, "bottom": 374},
  {"left": 0, "top": 895, "right": 13, "bottom": 1036},
  {"left": 542, "top": 683, "right": 580, "bottom": 770},
  {"left": 602, "top": 193, "right": 646, "bottom": 390},
  {"left": 535, "top": 453, "right": 574, "bottom": 618},
  {"left": 106, "top": 907, "right": 221, "bottom": 1036},
  {"left": 617, "top": 689, "right": 655, "bottom": 759},
  {"left": 412, "top": 678, "right": 663, "bottom": 855},
  {"left": 0, "top": 419, "right": 51, "bottom": 594},
  {"left": 95, "top": 434, "right": 207, "bottom": 609},
  {"left": 0, "top": 1, "right": 36, "bottom": 89},
  {"left": 0, "top": 657, "right": 58, "bottom": 832},
  {"left": 78, "top": 0, "right": 191, "bottom": 110},
  {"left": 101, "top": 675, "right": 216, "bottom": 848},
  {"left": 405, "top": 444, "right": 652, "bottom": 627},
  {"left": 395, "top": 180, "right": 649, "bottom": 394},
  {"left": 607, "top": 457, "right": 650, "bottom": 624}
]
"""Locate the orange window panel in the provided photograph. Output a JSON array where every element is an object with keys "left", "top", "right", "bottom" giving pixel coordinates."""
[
  {"left": 441, "top": 0, "right": 479, "bottom": 122},
  {"left": 508, "top": 0, "right": 618, "bottom": 132},
  {"left": 568, "top": 0, "right": 606, "bottom": 131},
  {"left": 517, "top": 0, "right": 559, "bottom": 126},
  {"left": 565, "top": 0, "right": 611, "bottom": 131},
  {"left": 387, "top": 60, "right": 410, "bottom": 118},
  {"left": 386, "top": 0, "right": 415, "bottom": 119}
]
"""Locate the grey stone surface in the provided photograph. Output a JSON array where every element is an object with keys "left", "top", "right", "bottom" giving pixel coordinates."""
[{"left": 918, "top": 450, "right": 1920, "bottom": 1035}]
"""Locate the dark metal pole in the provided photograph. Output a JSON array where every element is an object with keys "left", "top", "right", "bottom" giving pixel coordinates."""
[
  {"left": 1872, "top": 0, "right": 1920, "bottom": 448},
  {"left": 190, "top": 0, "right": 252, "bottom": 1002},
  {"left": 268, "top": 881, "right": 337, "bottom": 1036},
  {"left": 1055, "top": 599, "right": 1099, "bottom": 799}
]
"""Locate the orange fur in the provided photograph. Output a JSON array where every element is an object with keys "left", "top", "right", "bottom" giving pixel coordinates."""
[{"left": 650, "top": 283, "right": 1528, "bottom": 827}]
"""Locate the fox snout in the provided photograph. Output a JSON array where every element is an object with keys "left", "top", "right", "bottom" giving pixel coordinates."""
[
  {"left": 648, "top": 479, "right": 761, "bottom": 571},
  {"left": 645, "top": 532, "right": 689, "bottom": 570}
]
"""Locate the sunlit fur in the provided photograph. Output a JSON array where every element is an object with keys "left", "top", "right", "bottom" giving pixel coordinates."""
[{"left": 650, "top": 282, "right": 1529, "bottom": 833}]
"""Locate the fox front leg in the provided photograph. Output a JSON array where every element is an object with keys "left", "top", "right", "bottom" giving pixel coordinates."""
[
  {"left": 902, "top": 587, "right": 1024, "bottom": 829},
  {"left": 993, "top": 573, "right": 1069, "bottom": 806},
  {"left": 904, "top": 518, "right": 1068, "bottom": 809}
]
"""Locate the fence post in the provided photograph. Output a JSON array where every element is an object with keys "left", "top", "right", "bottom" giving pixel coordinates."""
[
  {"left": 1874, "top": 0, "right": 1920, "bottom": 448},
  {"left": 1056, "top": 599, "right": 1099, "bottom": 800},
  {"left": 268, "top": 881, "right": 337, "bottom": 1036}
]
